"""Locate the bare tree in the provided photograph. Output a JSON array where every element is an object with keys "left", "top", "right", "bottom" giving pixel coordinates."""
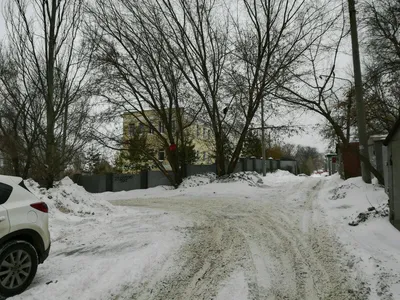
[
  {"left": 137, "top": 0, "right": 232, "bottom": 176},
  {"left": 86, "top": 0, "right": 202, "bottom": 186},
  {"left": 0, "top": 45, "right": 44, "bottom": 178},
  {"left": 364, "top": 0, "right": 400, "bottom": 76},
  {"left": 223, "top": 0, "right": 337, "bottom": 173},
  {"left": 360, "top": 0, "right": 400, "bottom": 132},
  {"left": 133, "top": 0, "right": 340, "bottom": 176},
  {"left": 273, "top": 3, "right": 385, "bottom": 183},
  {"left": 4, "top": 0, "right": 95, "bottom": 187}
]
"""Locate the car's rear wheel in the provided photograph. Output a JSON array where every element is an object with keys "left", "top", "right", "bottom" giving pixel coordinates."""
[{"left": 0, "top": 241, "right": 38, "bottom": 298}]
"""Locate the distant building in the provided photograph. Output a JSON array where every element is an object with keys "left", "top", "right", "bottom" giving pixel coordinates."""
[
  {"left": 122, "top": 110, "right": 214, "bottom": 171},
  {"left": 325, "top": 153, "right": 337, "bottom": 176},
  {"left": 383, "top": 118, "right": 400, "bottom": 230}
]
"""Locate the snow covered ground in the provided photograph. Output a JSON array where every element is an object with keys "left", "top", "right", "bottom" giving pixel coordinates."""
[
  {"left": 10, "top": 171, "right": 400, "bottom": 299},
  {"left": 318, "top": 175, "right": 400, "bottom": 300},
  {"left": 11, "top": 178, "right": 189, "bottom": 300}
]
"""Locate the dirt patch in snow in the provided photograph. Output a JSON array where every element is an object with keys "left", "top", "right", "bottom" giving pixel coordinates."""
[
  {"left": 329, "top": 182, "right": 361, "bottom": 200},
  {"left": 348, "top": 203, "right": 390, "bottom": 226}
]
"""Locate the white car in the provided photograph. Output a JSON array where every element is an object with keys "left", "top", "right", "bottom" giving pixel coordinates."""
[{"left": 0, "top": 175, "right": 50, "bottom": 298}]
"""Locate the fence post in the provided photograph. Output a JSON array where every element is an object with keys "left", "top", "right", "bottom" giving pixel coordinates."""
[
  {"left": 140, "top": 170, "right": 148, "bottom": 189},
  {"left": 277, "top": 159, "right": 281, "bottom": 170},
  {"left": 105, "top": 173, "right": 114, "bottom": 192},
  {"left": 252, "top": 158, "right": 256, "bottom": 173},
  {"left": 185, "top": 164, "right": 189, "bottom": 178},
  {"left": 269, "top": 159, "right": 273, "bottom": 172},
  {"left": 71, "top": 174, "right": 82, "bottom": 185}
]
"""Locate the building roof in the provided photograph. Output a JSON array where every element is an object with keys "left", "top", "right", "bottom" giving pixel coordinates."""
[
  {"left": 369, "top": 134, "right": 387, "bottom": 142},
  {"left": 383, "top": 117, "right": 400, "bottom": 146}
]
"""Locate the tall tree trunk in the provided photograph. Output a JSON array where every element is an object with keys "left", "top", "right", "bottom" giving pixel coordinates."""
[
  {"left": 45, "top": 0, "right": 57, "bottom": 189},
  {"left": 59, "top": 102, "right": 69, "bottom": 178},
  {"left": 227, "top": 123, "right": 251, "bottom": 174},
  {"left": 215, "top": 132, "right": 226, "bottom": 176},
  {"left": 11, "top": 156, "right": 20, "bottom": 177},
  {"left": 22, "top": 144, "right": 34, "bottom": 179},
  {"left": 45, "top": 112, "right": 56, "bottom": 188},
  {"left": 167, "top": 149, "right": 182, "bottom": 188}
]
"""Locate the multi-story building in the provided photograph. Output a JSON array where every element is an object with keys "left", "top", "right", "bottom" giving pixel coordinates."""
[{"left": 121, "top": 110, "right": 214, "bottom": 171}]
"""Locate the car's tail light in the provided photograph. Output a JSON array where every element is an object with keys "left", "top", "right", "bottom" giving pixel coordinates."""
[{"left": 30, "top": 202, "right": 48, "bottom": 213}]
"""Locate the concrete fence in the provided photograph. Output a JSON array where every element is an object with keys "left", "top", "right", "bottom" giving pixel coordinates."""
[{"left": 72, "top": 158, "right": 298, "bottom": 193}]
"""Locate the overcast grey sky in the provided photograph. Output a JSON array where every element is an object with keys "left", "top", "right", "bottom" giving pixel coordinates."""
[
  {"left": 0, "top": 8, "right": 353, "bottom": 154},
  {"left": 0, "top": 11, "right": 4, "bottom": 39}
]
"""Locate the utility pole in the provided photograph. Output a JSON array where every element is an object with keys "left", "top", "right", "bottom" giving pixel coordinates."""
[
  {"left": 261, "top": 97, "right": 266, "bottom": 176},
  {"left": 348, "top": 0, "right": 371, "bottom": 183}
]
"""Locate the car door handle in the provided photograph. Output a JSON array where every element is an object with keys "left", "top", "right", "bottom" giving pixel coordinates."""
[{"left": 0, "top": 216, "right": 6, "bottom": 222}]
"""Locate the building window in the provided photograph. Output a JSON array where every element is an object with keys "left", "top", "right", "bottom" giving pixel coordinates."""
[
  {"left": 158, "top": 150, "right": 165, "bottom": 161},
  {"left": 203, "top": 127, "right": 206, "bottom": 138},
  {"left": 197, "top": 125, "right": 200, "bottom": 137},
  {"left": 149, "top": 125, "right": 154, "bottom": 134},
  {"left": 158, "top": 121, "right": 165, "bottom": 134},
  {"left": 128, "top": 124, "right": 135, "bottom": 137},
  {"left": 138, "top": 123, "right": 144, "bottom": 133}
]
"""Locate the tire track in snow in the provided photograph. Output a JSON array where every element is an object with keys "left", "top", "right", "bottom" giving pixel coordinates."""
[{"left": 115, "top": 179, "right": 369, "bottom": 300}]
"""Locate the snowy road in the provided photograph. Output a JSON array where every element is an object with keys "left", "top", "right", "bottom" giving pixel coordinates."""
[
  {"left": 13, "top": 172, "right": 389, "bottom": 300},
  {"left": 113, "top": 178, "right": 368, "bottom": 300}
]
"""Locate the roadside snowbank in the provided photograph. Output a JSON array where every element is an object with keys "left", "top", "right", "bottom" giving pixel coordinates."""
[
  {"left": 216, "top": 172, "right": 264, "bottom": 186},
  {"left": 100, "top": 171, "right": 280, "bottom": 202},
  {"left": 23, "top": 177, "right": 120, "bottom": 249},
  {"left": 180, "top": 171, "right": 267, "bottom": 188},
  {"left": 318, "top": 175, "right": 400, "bottom": 299},
  {"left": 25, "top": 177, "right": 116, "bottom": 217},
  {"left": 180, "top": 173, "right": 216, "bottom": 188},
  {"left": 319, "top": 175, "right": 388, "bottom": 222}
]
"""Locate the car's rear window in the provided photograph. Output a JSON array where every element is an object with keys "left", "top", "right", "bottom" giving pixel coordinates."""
[
  {"left": 0, "top": 183, "right": 13, "bottom": 204},
  {"left": 18, "top": 180, "right": 32, "bottom": 193}
]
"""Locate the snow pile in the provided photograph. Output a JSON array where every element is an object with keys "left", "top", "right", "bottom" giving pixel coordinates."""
[
  {"left": 321, "top": 176, "right": 389, "bottom": 222},
  {"left": 311, "top": 172, "right": 329, "bottom": 178},
  {"left": 216, "top": 171, "right": 264, "bottom": 187},
  {"left": 25, "top": 177, "right": 115, "bottom": 217},
  {"left": 179, "top": 173, "right": 216, "bottom": 188},
  {"left": 268, "top": 170, "right": 296, "bottom": 177}
]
